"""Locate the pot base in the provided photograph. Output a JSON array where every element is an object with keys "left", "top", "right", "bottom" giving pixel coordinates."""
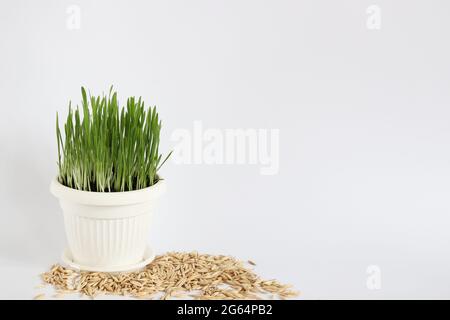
[{"left": 62, "top": 247, "right": 155, "bottom": 272}]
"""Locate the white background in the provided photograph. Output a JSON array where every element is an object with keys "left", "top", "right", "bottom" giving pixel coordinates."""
[{"left": 1, "top": 0, "right": 450, "bottom": 299}]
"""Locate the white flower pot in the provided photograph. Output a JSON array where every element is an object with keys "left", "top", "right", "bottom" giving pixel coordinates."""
[{"left": 50, "top": 178, "right": 166, "bottom": 272}]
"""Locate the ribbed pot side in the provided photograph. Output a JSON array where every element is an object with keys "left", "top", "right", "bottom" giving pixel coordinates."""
[{"left": 50, "top": 179, "right": 166, "bottom": 270}]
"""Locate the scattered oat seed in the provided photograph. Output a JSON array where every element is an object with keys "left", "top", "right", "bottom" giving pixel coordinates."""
[{"left": 41, "top": 252, "right": 298, "bottom": 300}]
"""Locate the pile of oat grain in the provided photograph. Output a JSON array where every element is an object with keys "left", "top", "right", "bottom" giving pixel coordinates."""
[{"left": 39, "top": 252, "right": 298, "bottom": 300}]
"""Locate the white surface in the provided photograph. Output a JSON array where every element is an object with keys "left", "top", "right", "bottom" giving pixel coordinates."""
[{"left": 1, "top": 0, "right": 450, "bottom": 299}]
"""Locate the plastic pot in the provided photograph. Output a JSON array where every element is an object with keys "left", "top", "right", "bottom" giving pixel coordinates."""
[{"left": 50, "top": 178, "right": 166, "bottom": 272}]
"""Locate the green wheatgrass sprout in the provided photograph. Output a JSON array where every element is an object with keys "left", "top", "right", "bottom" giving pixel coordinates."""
[{"left": 56, "top": 86, "right": 171, "bottom": 192}]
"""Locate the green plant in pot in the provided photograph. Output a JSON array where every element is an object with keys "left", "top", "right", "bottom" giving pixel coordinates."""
[{"left": 51, "top": 87, "right": 171, "bottom": 272}]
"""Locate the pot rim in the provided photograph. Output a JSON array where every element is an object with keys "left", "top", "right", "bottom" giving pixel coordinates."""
[{"left": 50, "top": 177, "right": 166, "bottom": 206}]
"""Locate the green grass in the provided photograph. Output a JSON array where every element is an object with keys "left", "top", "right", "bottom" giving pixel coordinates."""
[{"left": 56, "top": 86, "right": 171, "bottom": 192}]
